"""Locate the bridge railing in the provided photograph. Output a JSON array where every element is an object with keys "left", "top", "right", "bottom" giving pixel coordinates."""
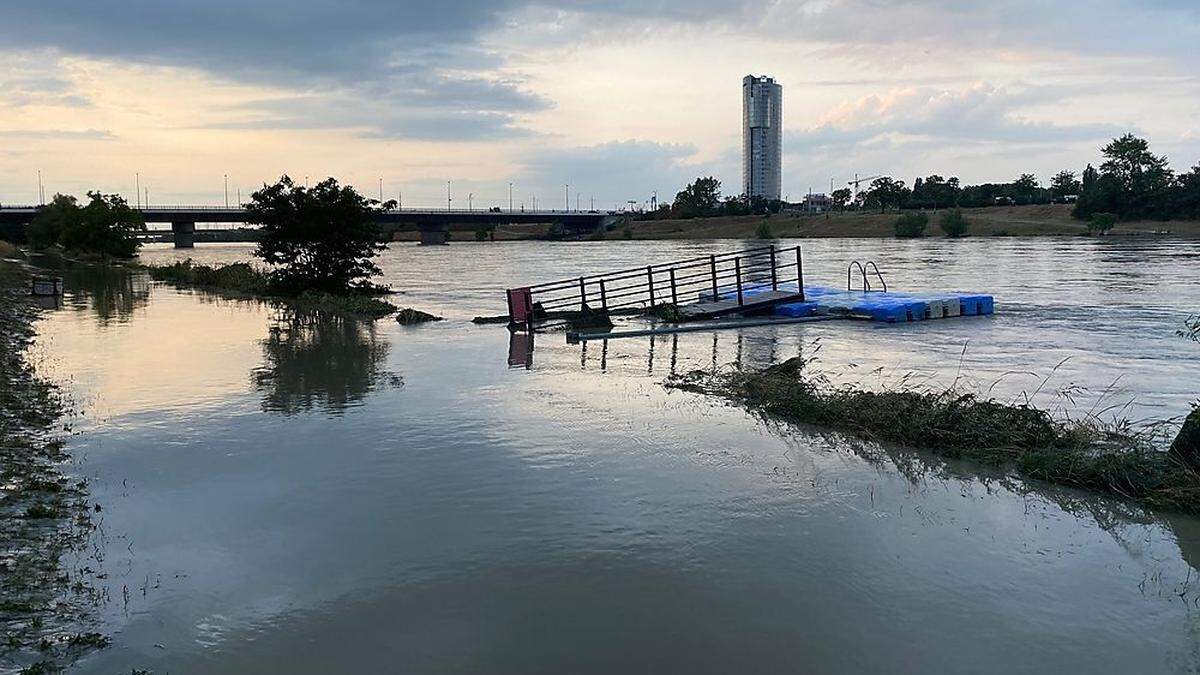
[{"left": 506, "top": 245, "right": 805, "bottom": 327}]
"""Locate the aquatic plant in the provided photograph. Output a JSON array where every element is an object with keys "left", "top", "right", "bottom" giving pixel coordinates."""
[
  {"left": 395, "top": 308, "right": 443, "bottom": 325},
  {"left": 143, "top": 260, "right": 397, "bottom": 320},
  {"left": 668, "top": 355, "right": 1200, "bottom": 513},
  {"left": 644, "top": 303, "right": 685, "bottom": 323},
  {"left": 1180, "top": 316, "right": 1199, "bottom": 342}
]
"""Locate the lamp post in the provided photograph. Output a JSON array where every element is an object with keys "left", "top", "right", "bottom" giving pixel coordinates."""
[
  {"left": 224, "top": 174, "right": 229, "bottom": 208},
  {"left": 447, "top": 181, "right": 452, "bottom": 212},
  {"left": 564, "top": 184, "right": 569, "bottom": 212}
]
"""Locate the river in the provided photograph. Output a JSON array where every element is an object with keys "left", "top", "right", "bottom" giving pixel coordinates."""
[{"left": 27, "top": 237, "right": 1200, "bottom": 673}]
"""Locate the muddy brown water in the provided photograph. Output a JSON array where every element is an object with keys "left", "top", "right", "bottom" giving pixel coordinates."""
[{"left": 22, "top": 238, "right": 1200, "bottom": 673}]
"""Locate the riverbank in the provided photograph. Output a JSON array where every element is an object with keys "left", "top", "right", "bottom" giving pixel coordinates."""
[
  {"left": 0, "top": 261, "right": 104, "bottom": 672},
  {"left": 670, "top": 356, "right": 1200, "bottom": 514},
  {"left": 606, "top": 204, "right": 1200, "bottom": 240}
]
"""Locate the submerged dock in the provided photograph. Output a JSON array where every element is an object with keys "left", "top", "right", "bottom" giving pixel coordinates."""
[{"left": 504, "top": 245, "right": 994, "bottom": 339}]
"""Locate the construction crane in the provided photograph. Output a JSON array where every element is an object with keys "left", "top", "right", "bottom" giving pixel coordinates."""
[{"left": 848, "top": 173, "right": 883, "bottom": 203}]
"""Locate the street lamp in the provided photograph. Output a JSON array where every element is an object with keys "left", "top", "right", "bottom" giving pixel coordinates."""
[
  {"left": 508, "top": 182, "right": 513, "bottom": 211},
  {"left": 447, "top": 180, "right": 452, "bottom": 212},
  {"left": 224, "top": 174, "right": 229, "bottom": 208},
  {"left": 564, "top": 184, "right": 569, "bottom": 212}
]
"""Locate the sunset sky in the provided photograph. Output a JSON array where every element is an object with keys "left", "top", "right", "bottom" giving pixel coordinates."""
[{"left": 2, "top": 0, "right": 1197, "bottom": 209}]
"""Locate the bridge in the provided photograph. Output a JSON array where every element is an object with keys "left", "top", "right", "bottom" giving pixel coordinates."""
[{"left": 0, "top": 205, "right": 617, "bottom": 247}]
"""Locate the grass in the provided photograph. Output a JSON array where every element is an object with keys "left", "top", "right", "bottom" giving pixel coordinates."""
[
  {"left": 143, "top": 260, "right": 397, "bottom": 320},
  {"left": 669, "top": 355, "right": 1200, "bottom": 513},
  {"left": 0, "top": 240, "right": 22, "bottom": 258}
]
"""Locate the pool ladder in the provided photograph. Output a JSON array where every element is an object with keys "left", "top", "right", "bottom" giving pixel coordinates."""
[{"left": 847, "top": 261, "right": 888, "bottom": 292}]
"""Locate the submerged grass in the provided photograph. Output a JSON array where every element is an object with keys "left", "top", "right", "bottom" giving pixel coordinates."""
[
  {"left": 0, "top": 262, "right": 103, "bottom": 671},
  {"left": 143, "top": 260, "right": 397, "bottom": 320},
  {"left": 669, "top": 355, "right": 1200, "bottom": 513}
]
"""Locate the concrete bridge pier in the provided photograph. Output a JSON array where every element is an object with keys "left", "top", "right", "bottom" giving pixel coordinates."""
[
  {"left": 418, "top": 224, "right": 449, "bottom": 246},
  {"left": 172, "top": 221, "right": 196, "bottom": 248}
]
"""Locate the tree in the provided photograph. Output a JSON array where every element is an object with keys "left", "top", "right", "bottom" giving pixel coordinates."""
[
  {"left": 1099, "top": 133, "right": 1174, "bottom": 219},
  {"left": 830, "top": 188, "right": 852, "bottom": 211},
  {"left": 1050, "top": 170, "right": 1081, "bottom": 199},
  {"left": 249, "top": 176, "right": 392, "bottom": 295},
  {"left": 27, "top": 193, "right": 79, "bottom": 249},
  {"left": 861, "top": 177, "right": 909, "bottom": 212},
  {"left": 45, "top": 192, "right": 145, "bottom": 259},
  {"left": 1172, "top": 165, "right": 1200, "bottom": 220},
  {"left": 1012, "top": 174, "right": 1040, "bottom": 202},
  {"left": 939, "top": 209, "right": 969, "bottom": 238},
  {"left": 672, "top": 177, "right": 722, "bottom": 218}
]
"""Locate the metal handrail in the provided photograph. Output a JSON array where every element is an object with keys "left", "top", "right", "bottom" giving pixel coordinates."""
[
  {"left": 508, "top": 245, "right": 805, "bottom": 327},
  {"left": 847, "top": 261, "right": 868, "bottom": 291},
  {"left": 864, "top": 261, "right": 888, "bottom": 292}
]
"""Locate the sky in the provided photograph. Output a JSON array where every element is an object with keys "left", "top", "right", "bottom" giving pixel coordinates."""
[{"left": 1, "top": 0, "right": 1197, "bottom": 209}]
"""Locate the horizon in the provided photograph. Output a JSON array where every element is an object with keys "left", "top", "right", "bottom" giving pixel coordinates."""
[{"left": 2, "top": 1, "right": 1197, "bottom": 208}]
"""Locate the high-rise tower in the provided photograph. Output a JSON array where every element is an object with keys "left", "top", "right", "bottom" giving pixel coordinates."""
[{"left": 742, "top": 75, "right": 782, "bottom": 201}]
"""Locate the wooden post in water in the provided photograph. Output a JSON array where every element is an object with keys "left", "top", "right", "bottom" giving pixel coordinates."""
[
  {"left": 599, "top": 279, "right": 608, "bottom": 311},
  {"left": 647, "top": 266, "right": 655, "bottom": 306},
  {"left": 669, "top": 269, "right": 678, "bottom": 305},
  {"left": 579, "top": 277, "right": 587, "bottom": 310}
]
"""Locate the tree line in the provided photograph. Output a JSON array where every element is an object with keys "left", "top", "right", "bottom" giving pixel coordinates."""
[{"left": 658, "top": 134, "right": 1200, "bottom": 223}]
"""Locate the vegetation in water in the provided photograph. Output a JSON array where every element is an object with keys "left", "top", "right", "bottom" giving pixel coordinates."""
[
  {"left": 668, "top": 354, "right": 1200, "bottom": 513},
  {"left": 644, "top": 303, "right": 685, "bottom": 323},
  {"left": 26, "top": 192, "right": 145, "bottom": 258},
  {"left": 0, "top": 263, "right": 103, "bottom": 670},
  {"left": 144, "top": 260, "right": 396, "bottom": 319},
  {"left": 1181, "top": 316, "right": 1199, "bottom": 342},
  {"left": 894, "top": 212, "right": 928, "bottom": 238},
  {"left": 395, "top": 308, "right": 443, "bottom": 325},
  {"left": 939, "top": 209, "right": 969, "bottom": 237}
]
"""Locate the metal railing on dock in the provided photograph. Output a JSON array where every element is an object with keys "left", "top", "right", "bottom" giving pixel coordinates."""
[{"left": 506, "top": 245, "right": 805, "bottom": 329}]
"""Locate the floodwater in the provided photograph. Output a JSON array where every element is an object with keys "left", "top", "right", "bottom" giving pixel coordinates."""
[{"left": 26, "top": 237, "right": 1200, "bottom": 673}]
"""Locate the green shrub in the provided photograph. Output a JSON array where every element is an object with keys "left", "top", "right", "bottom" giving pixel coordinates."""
[
  {"left": 1088, "top": 212, "right": 1117, "bottom": 236},
  {"left": 894, "top": 212, "right": 929, "bottom": 238},
  {"left": 939, "top": 209, "right": 969, "bottom": 238},
  {"left": 622, "top": 227, "right": 633, "bottom": 240},
  {"left": 754, "top": 220, "right": 775, "bottom": 239}
]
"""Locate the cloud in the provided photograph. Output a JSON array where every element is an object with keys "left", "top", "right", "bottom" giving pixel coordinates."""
[
  {"left": 0, "top": 128, "right": 114, "bottom": 140},
  {"left": 788, "top": 83, "right": 1127, "bottom": 154},
  {"left": 201, "top": 74, "right": 552, "bottom": 140},
  {"left": 520, "top": 140, "right": 707, "bottom": 205}
]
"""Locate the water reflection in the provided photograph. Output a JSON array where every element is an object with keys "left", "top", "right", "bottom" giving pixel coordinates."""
[
  {"left": 252, "top": 310, "right": 402, "bottom": 415},
  {"left": 41, "top": 260, "right": 151, "bottom": 325}
]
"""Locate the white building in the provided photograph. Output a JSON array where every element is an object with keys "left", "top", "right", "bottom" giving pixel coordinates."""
[{"left": 742, "top": 75, "right": 782, "bottom": 201}]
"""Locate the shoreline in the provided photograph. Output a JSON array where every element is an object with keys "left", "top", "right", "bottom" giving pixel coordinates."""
[
  {"left": 389, "top": 204, "right": 1200, "bottom": 242},
  {"left": 0, "top": 261, "right": 105, "bottom": 672}
]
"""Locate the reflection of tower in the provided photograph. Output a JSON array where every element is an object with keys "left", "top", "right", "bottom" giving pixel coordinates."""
[{"left": 742, "top": 75, "right": 782, "bottom": 201}]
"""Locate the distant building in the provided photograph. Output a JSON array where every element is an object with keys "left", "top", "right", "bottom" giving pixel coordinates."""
[{"left": 742, "top": 75, "right": 782, "bottom": 201}]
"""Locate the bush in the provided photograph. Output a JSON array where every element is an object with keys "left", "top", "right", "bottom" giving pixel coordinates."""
[
  {"left": 894, "top": 212, "right": 929, "bottom": 238},
  {"left": 1088, "top": 212, "right": 1117, "bottom": 236},
  {"left": 622, "top": 227, "right": 633, "bottom": 240},
  {"left": 249, "top": 176, "right": 391, "bottom": 294},
  {"left": 939, "top": 209, "right": 969, "bottom": 237},
  {"left": 754, "top": 220, "right": 775, "bottom": 239}
]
